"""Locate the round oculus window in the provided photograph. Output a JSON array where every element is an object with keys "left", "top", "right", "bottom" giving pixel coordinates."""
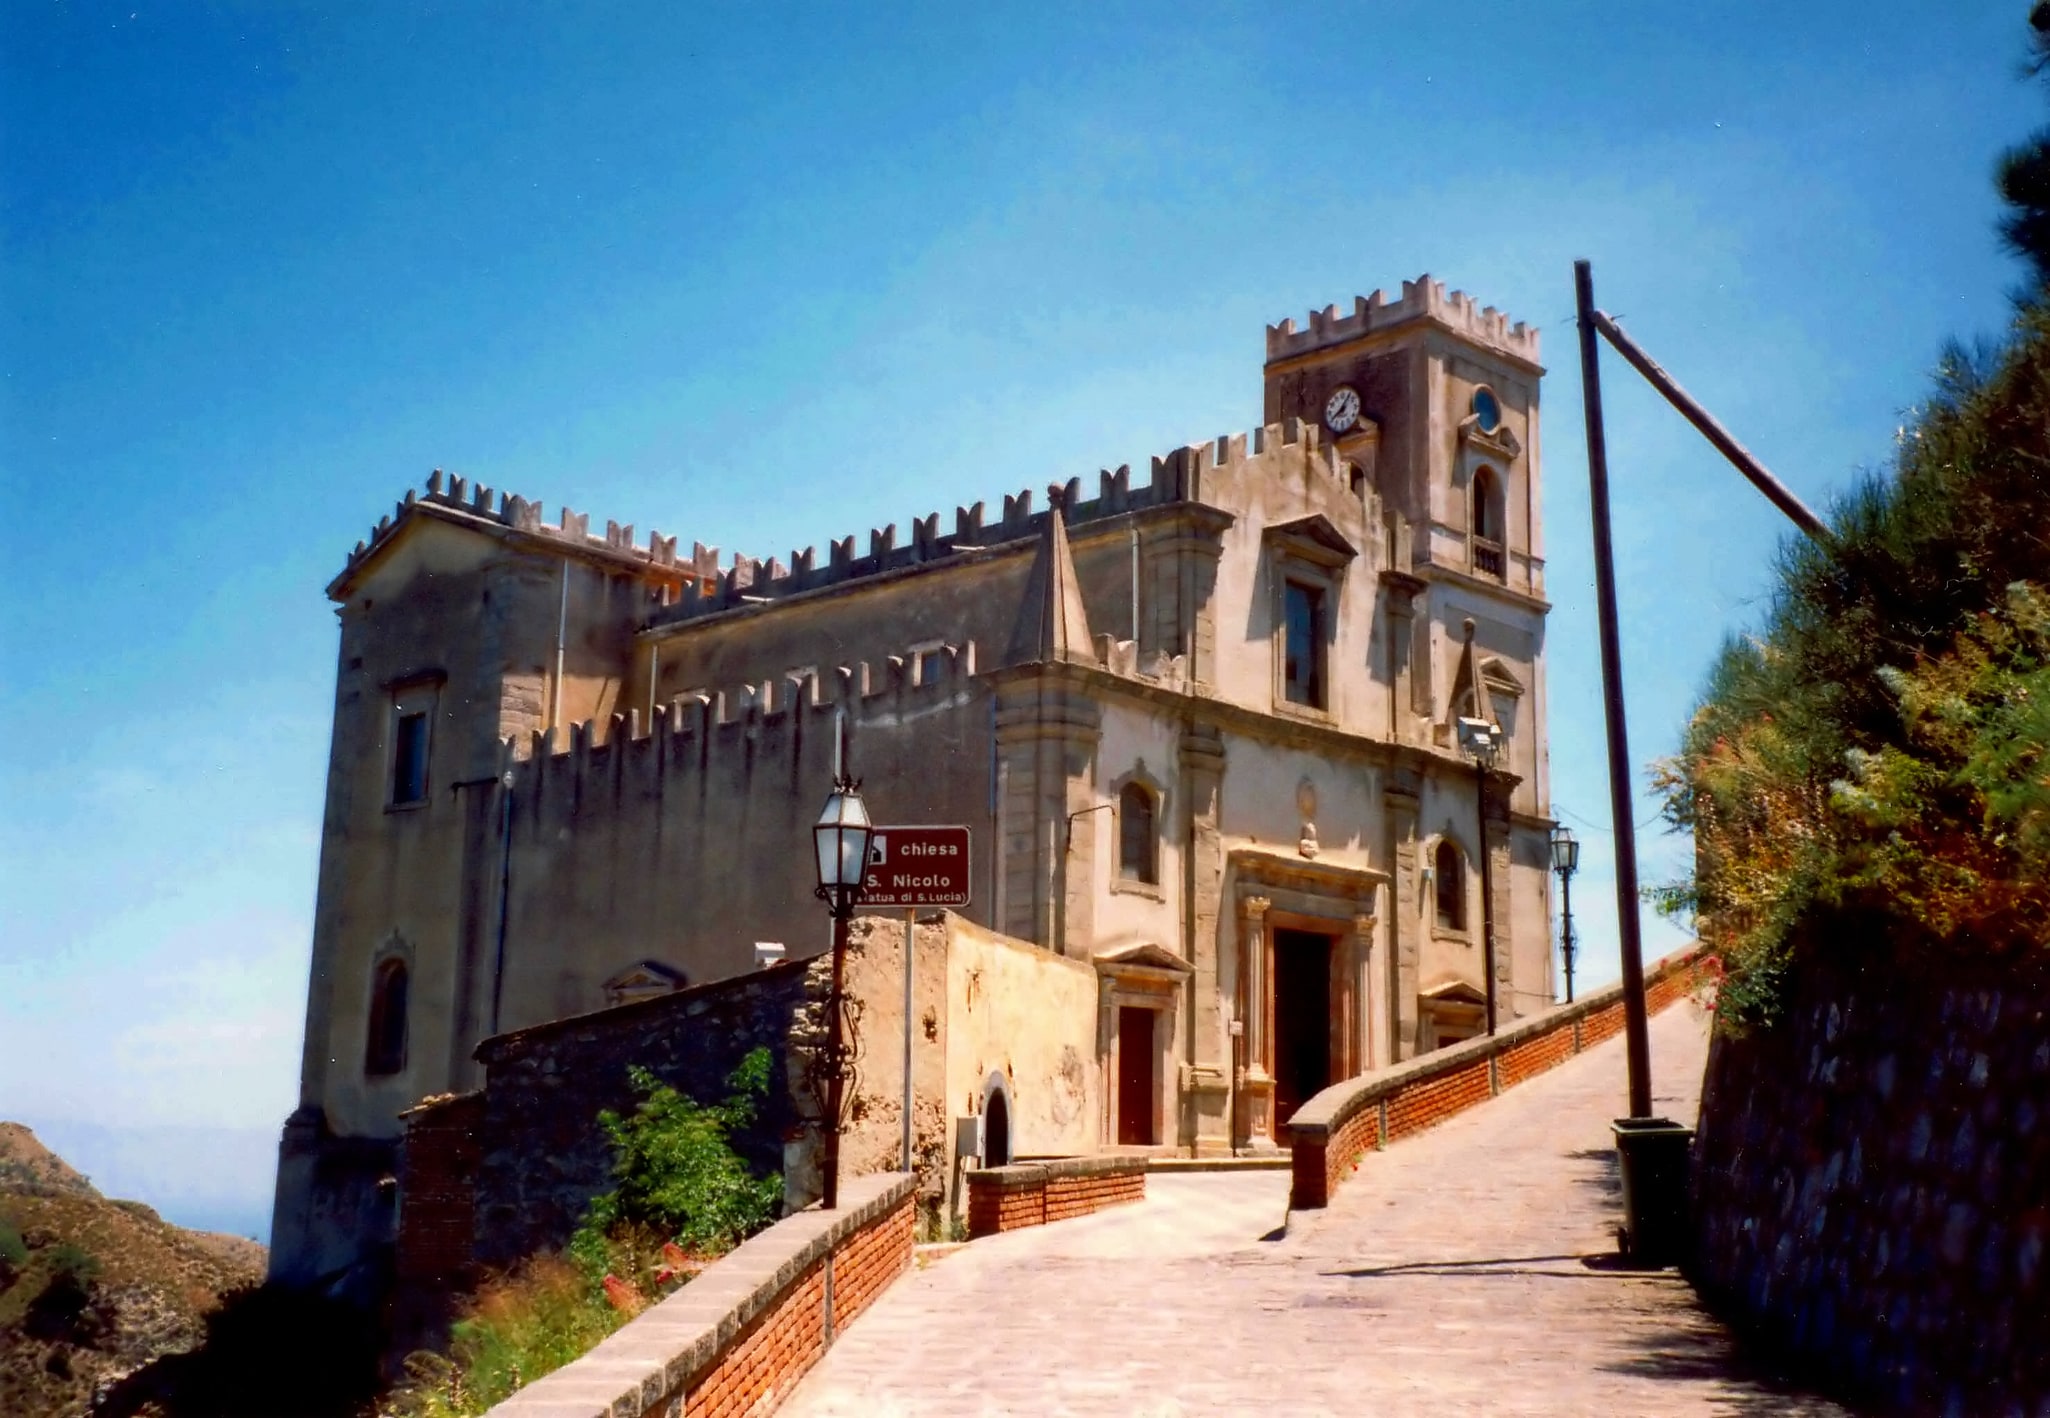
[{"left": 1471, "top": 386, "right": 1502, "bottom": 434}]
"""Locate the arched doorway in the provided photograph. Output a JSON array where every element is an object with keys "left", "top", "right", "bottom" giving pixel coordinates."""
[{"left": 982, "top": 1078, "right": 1012, "bottom": 1166}]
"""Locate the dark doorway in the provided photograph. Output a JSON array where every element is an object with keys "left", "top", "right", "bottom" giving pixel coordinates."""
[
  {"left": 1273, "top": 929, "right": 1334, "bottom": 1128},
  {"left": 1117, "top": 1007, "right": 1156, "bottom": 1146},
  {"left": 983, "top": 1087, "right": 1010, "bottom": 1166}
]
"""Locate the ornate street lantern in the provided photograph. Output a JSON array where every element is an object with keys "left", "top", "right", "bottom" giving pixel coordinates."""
[{"left": 810, "top": 771, "right": 872, "bottom": 1210}]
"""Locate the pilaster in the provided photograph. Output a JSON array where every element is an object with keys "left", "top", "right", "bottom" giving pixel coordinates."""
[
  {"left": 1179, "top": 724, "right": 1229, "bottom": 1153},
  {"left": 993, "top": 678, "right": 1102, "bottom": 952},
  {"left": 1238, "top": 894, "right": 1274, "bottom": 1149},
  {"left": 1384, "top": 771, "right": 1422, "bottom": 1061}
]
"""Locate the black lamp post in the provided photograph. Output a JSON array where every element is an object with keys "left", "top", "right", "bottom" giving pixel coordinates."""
[
  {"left": 1455, "top": 712, "right": 1504, "bottom": 1035},
  {"left": 812, "top": 770, "right": 874, "bottom": 1211},
  {"left": 1551, "top": 824, "right": 1580, "bottom": 1003}
]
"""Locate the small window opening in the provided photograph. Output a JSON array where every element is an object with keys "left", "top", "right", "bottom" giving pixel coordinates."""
[
  {"left": 365, "top": 958, "right": 409, "bottom": 1076},
  {"left": 1283, "top": 581, "right": 1326, "bottom": 708},
  {"left": 392, "top": 711, "right": 430, "bottom": 805},
  {"left": 1434, "top": 841, "right": 1467, "bottom": 931},
  {"left": 1119, "top": 783, "right": 1158, "bottom": 885}
]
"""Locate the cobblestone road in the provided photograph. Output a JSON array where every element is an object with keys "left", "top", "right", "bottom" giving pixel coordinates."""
[{"left": 781, "top": 1004, "right": 1852, "bottom": 1416}]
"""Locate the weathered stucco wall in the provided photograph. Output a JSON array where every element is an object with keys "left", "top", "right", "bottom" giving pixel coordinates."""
[
  {"left": 946, "top": 916, "right": 1100, "bottom": 1159},
  {"left": 1690, "top": 953, "right": 2050, "bottom": 1413}
]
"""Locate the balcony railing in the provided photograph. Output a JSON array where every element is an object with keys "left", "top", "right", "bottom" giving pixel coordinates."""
[{"left": 1472, "top": 537, "right": 1505, "bottom": 580}]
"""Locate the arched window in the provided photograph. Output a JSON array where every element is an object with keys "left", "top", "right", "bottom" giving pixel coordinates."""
[
  {"left": 1434, "top": 841, "right": 1467, "bottom": 932},
  {"left": 365, "top": 957, "right": 409, "bottom": 1076},
  {"left": 1119, "top": 783, "right": 1158, "bottom": 885},
  {"left": 1471, "top": 467, "right": 1504, "bottom": 579},
  {"left": 1348, "top": 462, "right": 1369, "bottom": 499}
]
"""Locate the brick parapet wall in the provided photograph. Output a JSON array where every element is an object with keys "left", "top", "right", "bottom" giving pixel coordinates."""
[
  {"left": 483, "top": 1172, "right": 916, "bottom": 1418},
  {"left": 1287, "top": 945, "right": 1708, "bottom": 1210},
  {"left": 964, "top": 1156, "right": 1147, "bottom": 1238}
]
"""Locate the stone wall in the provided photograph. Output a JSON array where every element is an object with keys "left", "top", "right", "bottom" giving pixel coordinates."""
[
  {"left": 469, "top": 957, "right": 820, "bottom": 1269},
  {"left": 1689, "top": 954, "right": 2050, "bottom": 1413},
  {"left": 1286, "top": 946, "right": 1704, "bottom": 1210},
  {"left": 484, "top": 1173, "right": 916, "bottom": 1418}
]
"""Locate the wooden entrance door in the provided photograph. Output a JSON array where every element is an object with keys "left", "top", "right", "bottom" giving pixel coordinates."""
[
  {"left": 1272, "top": 929, "right": 1334, "bottom": 1130},
  {"left": 1117, "top": 1006, "right": 1156, "bottom": 1146}
]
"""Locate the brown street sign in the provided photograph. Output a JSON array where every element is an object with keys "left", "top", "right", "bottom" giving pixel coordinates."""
[{"left": 862, "top": 825, "right": 971, "bottom": 908}]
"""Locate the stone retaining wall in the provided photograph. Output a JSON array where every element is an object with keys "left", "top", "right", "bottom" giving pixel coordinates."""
[
  {"left": 965, "top": 1156, "right": 1147, "bottom": 1238},
  {"left": 1689, "top": 956, "right": 2050, "bottom": 1413},
  {"left": 486, "top": 1172, "right": 916, "bottom": 1418},
  {"left": 1287, "top": 947, "right": 1705, "bottom": 1210}
]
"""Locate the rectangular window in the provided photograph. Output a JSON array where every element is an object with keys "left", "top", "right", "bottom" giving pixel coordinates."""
[
  {"left": 1283, "top": 581, "right": 1325, "bottom": 708},
  {"left": 392, "top": 711, "right": 430, "bottom": 806}
]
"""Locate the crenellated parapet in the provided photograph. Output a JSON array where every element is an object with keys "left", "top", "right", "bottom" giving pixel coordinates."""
[
  {"left": 646, "top": 418, "right": 1345, "bottom": 627},
  {"left": 503, "top": 638, "right": 985, "bottom": 802},
  {"left": 333, "top": 468, "right": 689, "bottom": 590},
  {"left": 1266, "top": 275, "right": 1540, "bottom": 367}
]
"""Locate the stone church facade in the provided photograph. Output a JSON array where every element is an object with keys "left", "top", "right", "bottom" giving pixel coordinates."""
[{"left": 271, "top": 275, "right": 1556, "bottom": 1293}]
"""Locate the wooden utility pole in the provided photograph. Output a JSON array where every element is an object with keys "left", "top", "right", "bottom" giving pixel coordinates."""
[{"left": 1574, "top": 259, "right": 1655, "bottom": 1121}]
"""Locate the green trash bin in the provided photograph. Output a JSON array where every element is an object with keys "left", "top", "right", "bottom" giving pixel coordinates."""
[{"left": 1611, "top": 1116, "right": 1693, "bottom": 1268}]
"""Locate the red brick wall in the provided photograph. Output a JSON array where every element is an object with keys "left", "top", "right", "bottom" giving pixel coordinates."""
[
  {"left": 830, "top": 1198, "right": 915, "bottom": 1331},
  {"left": 1288, "top": 945, "right": 1710, "bottom": 1210},
  {"left": 678, "top": 1191, "right": 913, "bottom": 1418},
  {"left": 1384, "top": 1059, "right": 1493, "bottom": 1141},
  {"left": 1320, "top": 1081, "right": 1385, "bottom": 1204},
  {"left": 1497, "top": 1026, "right": 1576, "bottom": 1090},
  {"left": 395, "top": 1092, "right": 483, "bottom": 1284},
  {"left": 965, "top": 1161, "right": 1145, "bottom": 1238},
  {"left": 681, "top": 1258, "right": 828, "bottom": 1418},
  {"left": 1581, "top": 1000, "right": 1625, "bottom": 1047}
]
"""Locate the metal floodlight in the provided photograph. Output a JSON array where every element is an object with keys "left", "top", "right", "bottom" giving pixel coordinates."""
[
  {"left": 1456, "top": 715, "right": 1502, "bottom": 766},
  {"left": 812, "top": 778, "right": 874, "bottom": 903},
  {"left": 1551, "top": 824, "right": 1580, "bottom": 875}
]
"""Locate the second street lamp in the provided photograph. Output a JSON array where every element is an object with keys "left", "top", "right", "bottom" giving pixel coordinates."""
[
  {"left": 812, "top": 771, "right": 874, "bottom": 1212},
  {"left": 1551, "top": 824, "right": 1580, "bottom": 1003},
  {"left": 1455, "top": 713, "right": 1504, "bottom": 1035}
]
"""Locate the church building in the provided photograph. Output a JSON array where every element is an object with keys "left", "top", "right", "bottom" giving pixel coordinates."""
[{"left": 271, "top": 275, "right": 1556, "bottom": 1293}]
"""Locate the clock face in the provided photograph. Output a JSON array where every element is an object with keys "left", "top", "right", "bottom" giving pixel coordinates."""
[{"left": 1323, "top": 385, "right": 1361, "bottom": 435}]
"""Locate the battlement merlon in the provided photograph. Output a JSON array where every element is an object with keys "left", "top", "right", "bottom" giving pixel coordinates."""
[
  {"left": 325, "top": 468, "right": 693, "bottom": 601},
  {"left": 1265, "top": 275, "right": 1542, "bottom": 371},
  {"left": 638, "top": 418, "right": 1343, "bottom": 637}
]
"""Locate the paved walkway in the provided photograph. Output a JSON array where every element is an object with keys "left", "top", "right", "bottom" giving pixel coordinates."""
[{"left": 783, "top": 1004, "right": 1853, "bottom": 1416}]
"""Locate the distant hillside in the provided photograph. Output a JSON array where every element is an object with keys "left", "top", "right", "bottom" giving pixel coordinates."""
[
  {"left": 0, "top": 1122, "right": 100, "bottom": 1200},
  {"left": 0, "top": 1122, "right": 267, "bottom": 1418}
]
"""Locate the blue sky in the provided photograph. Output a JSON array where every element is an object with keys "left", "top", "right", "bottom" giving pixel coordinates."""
[{"left": 1, "top": 1, "right": 2036, "bottom": 1240}]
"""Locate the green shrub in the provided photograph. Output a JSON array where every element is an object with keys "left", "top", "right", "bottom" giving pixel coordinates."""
[
  {"left": 0, "top": 1220, "right": 26, "bottom": 1269},
  {"left": 569, "top": 1049, "right": 782, "bottom": 1275},
  {"left": 387, "top": 1051, "right": 782, "bottom": 1416},
  {"left": 389, "top": 1257, "right": 623, "bottom": 1418}
]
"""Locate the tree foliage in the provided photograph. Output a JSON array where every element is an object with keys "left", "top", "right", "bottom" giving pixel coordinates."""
[{"left": 1656, "top": 305, "right": 2050, "bottom": 1029}]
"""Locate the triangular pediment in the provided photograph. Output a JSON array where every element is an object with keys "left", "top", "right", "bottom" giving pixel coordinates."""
[
  {"left": 604, "top": 959, "right": 688, "bottom": 1005},
  {"left": 1458, "top": 416, "right": 1523, "bottom": 462},
  {"left": 1420, "top": 978, "right": 1488, "bottom": 1007},
  {"left": 1478, "top": 656, "right": 1525, "bottom": 698},
  {"left": 1093, "top": 941, "right": 1193, "bottom": 976},
  {"left": 1263, "top": 514, "right": 1358, "bottom": 568}
]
